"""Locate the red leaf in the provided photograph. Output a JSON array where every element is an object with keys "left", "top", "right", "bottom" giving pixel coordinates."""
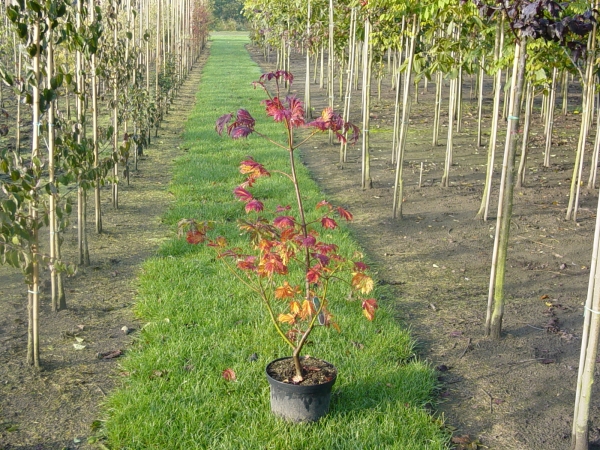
[
  {"left": 314, "top": 242, "right": 338, "bottom": 254},
  {"left": 286, "top": 95, "right": 305, "bottom": 127},
  {"left": 245, "top": 200, "right": 264, "bottom": 213},
  {"left": 307, "top": 117, "right": 328, "bottom": 131},
  {"left": 301, "top": 235, "right": 316, "bottom": 247},
  {"left": 222, "top": 368, "right": 236, "bottom": 381},
  {"left": 236, "top": 108, "right": 255, "bottom": 128},
  {"left": 230, "top": 126, "right": 254, "bottom": 139},
  {"left": 362, "top": 298, "right": 378, "bottom": 321},
  {"left": 186, "top": 230, "right": 205, "bottom": 244},
  {"left": 237, "top": 256, "right": 257, "bottom": 271},
  {"left": 321, "top": 217, "right": 338, "bottom": 229},
  {"left": 234, "top": 186, "right": 253, "bottom": 202},
  {"left": 312, "top": 253, "right": 330, "bottom": 266},
  {"left": 275, "top": 205, "right": 291, "bottom": 212},
  {"left": 306, "top": 265, "right": 321, "bottom": 284},
  {"left": 261, "top": 253, "right": 287, "bottom": 276},
  {"left": 273, "top": 216, "right": 295, "bottom": 229},
  {"left": 259, "top": 70, "right": 294, "bottom": 84},
  {"left": 263, "top": 97, "right": 289, "bottom": 122},
  {"left": 354, "top": 261, "right": 369, "bottom": 272},
  {"left": 336, "top": 206, "right": 353, "bottom": 221},
  {"left": 316, "top": 200, "right": 332, "bottom": 210}
]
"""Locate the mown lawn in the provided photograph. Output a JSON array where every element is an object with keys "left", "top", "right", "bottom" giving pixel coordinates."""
[{"left": 101, "top": 32, "right": 450, "bottom": 450}]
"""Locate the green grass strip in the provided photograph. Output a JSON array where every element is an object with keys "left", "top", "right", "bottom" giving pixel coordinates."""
[{"left": 102, "top": 32, "right": 450, "bottom": 450}]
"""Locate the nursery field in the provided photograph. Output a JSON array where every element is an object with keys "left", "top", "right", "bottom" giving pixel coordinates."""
[
  {"left": 1, "top": 30, "right": 599, "bottom": 450},
  {"left": 0, "top": 47, "right": 209, "bottom": 449},
  {"left": 247, "top": 37, "right": 600, "bottom": 449}
]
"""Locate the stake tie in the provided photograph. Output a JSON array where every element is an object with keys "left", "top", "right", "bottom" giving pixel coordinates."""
[
  {"left": 584, "top": 305, "right": 600, "bottom": 315},
  {"left": 507, "top": 115, "right": 519, "bottom": 121}
]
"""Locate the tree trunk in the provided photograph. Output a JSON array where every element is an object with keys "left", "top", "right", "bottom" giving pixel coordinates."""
[
  {"left": 28, "top": 16, "right": 41, "bottom": 368},
  {"left": 485, "top": 38, "right": 527, "bottom": 339},
  {"left": 477, "top": 56, "right": 485, "bottom": 148},
  {"left": 392, "top": 16, "right": 417, "bottom": 219},
  {"left": 360, "top": 18, "right": 372, "bottom": 190},
  {"left": 566, "top": 30, "right": 596, "bottom": 221},
  {"left": 304, "top": 0, "right": 312, "bottom": 120},
  {"left": 543, "top": 67, "right": 558, "bottom": 168},
  {"left": 340, "top": 7, "right": 357, "bottom": 165},
  {"left": 476, "top": 22, "right": 503, "bottom": 221},
  {"left": 516, "top": 82, "right": 534, "bottom": 188}
]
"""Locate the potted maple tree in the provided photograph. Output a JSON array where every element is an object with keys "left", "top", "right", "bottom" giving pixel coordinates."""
[{"left": 179, "top": 71, "right": 378, "bottom": 422}]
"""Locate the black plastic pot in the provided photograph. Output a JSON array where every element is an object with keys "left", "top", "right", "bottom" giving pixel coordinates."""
[{"left": 265, "top": 357, "right": 337, "bottom": 422}]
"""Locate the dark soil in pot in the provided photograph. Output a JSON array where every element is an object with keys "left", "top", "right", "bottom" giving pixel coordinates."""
[
  {"left": 266, "top": 357, "right": 337, "bottom": 422},
  {"left": 266, "top": 356, "right": 337, "bottom": 386}
]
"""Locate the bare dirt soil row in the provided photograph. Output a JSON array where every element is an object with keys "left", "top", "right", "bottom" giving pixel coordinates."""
[
  {"left": 247, "top": 44, "right": 600, "bottom": 450},
  {"left": 0, "top": 47, "right": 209, "bottom": 450}
]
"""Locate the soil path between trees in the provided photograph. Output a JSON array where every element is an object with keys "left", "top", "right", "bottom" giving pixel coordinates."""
[
  {"left": 247, "top": 45, "right": 600, "bottom": 450},
  {"left": 0, "top": 46, "right": 210, "bottom": 450}
]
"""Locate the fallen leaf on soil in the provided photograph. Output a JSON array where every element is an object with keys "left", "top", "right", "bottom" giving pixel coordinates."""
[
  {"left": 451, "top": 434, "right": 481, "bottom": 449},
  {"left": 540, "top": 358, "right": 555, "bottom": 364},
  {"left": 351, "top": 341, "right": 365, "bottom": 349},
  {"left": 493, "top": 398, "right": 505, "bottom": 405},
  {"left": 222, "top": 368, "right": 236, "bottom": 381},
  {"left": 541, "top": 294, "right": 550, "bottom": 300},
  {"left": 449, "top": 331, "right": 463, "bottom": 337},
  {"left": 545, "top": 318, "right": 560, "bottom": 333},
  {"left": 97, "top": 349, "right": 122, "bottom": 359},
  {"left": 152, "top": 370, "right": 166, "bottom": 378},
  {"left": 451, "top": 435, "right": 471, "bottom": 444},
  {"left": 559, "top": 331, "right": 575, "bottom": 341},
  {"left": 436, "top": 364, "right": 449, "bottom": 372},
  {"left": 73, "top": 344, "right": 86, "bottom": 350}
]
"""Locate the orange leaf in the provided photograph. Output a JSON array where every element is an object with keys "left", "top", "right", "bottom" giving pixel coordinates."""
[
  {"left": 222, "top": 368, "right": 236, "bottom": 381},
  {"left": 299, "top": 300, "right": 316, "bottom": 320},
  {"left": 278, "top": 313, "right": 296, "bottom": 325},
  {"left": 362, "top": 298, "right": 378, "bottom": 321},
  {"left": 352, "top": 272, "right": 374, "bottom": 294},
  {"left": 289, "top": 301, "right": 301, "bottom": 315},
  {"left": 275, "top": 281, "right": 300, "bottom": 299}
]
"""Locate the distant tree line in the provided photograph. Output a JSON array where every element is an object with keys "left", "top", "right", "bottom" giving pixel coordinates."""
[{"left": 211, "top": 0, "right": 246, "bottom": 30}]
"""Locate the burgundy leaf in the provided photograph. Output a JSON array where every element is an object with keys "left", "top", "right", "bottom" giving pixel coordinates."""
[
  {"left": 215, "top": 113, "right": 232, "bottom": 135},
  {"left": 245, "top": 199, "right": 264, "bottom": 213},
  {"left": 273, "top": 216, "right": 295, "bottom": 229}
]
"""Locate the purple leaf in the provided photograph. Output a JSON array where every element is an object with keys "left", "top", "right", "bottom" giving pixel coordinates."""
[{"left": 215, "top": 113, "right": 232, "bottom": 135}]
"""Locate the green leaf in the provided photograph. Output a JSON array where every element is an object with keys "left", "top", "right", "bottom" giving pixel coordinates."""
[
  {"left": 26, "top": 0, "right": 41, "bottom": 13},
  {"left": 50, "top": 73, "right": 63, "bottom": 90}
]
